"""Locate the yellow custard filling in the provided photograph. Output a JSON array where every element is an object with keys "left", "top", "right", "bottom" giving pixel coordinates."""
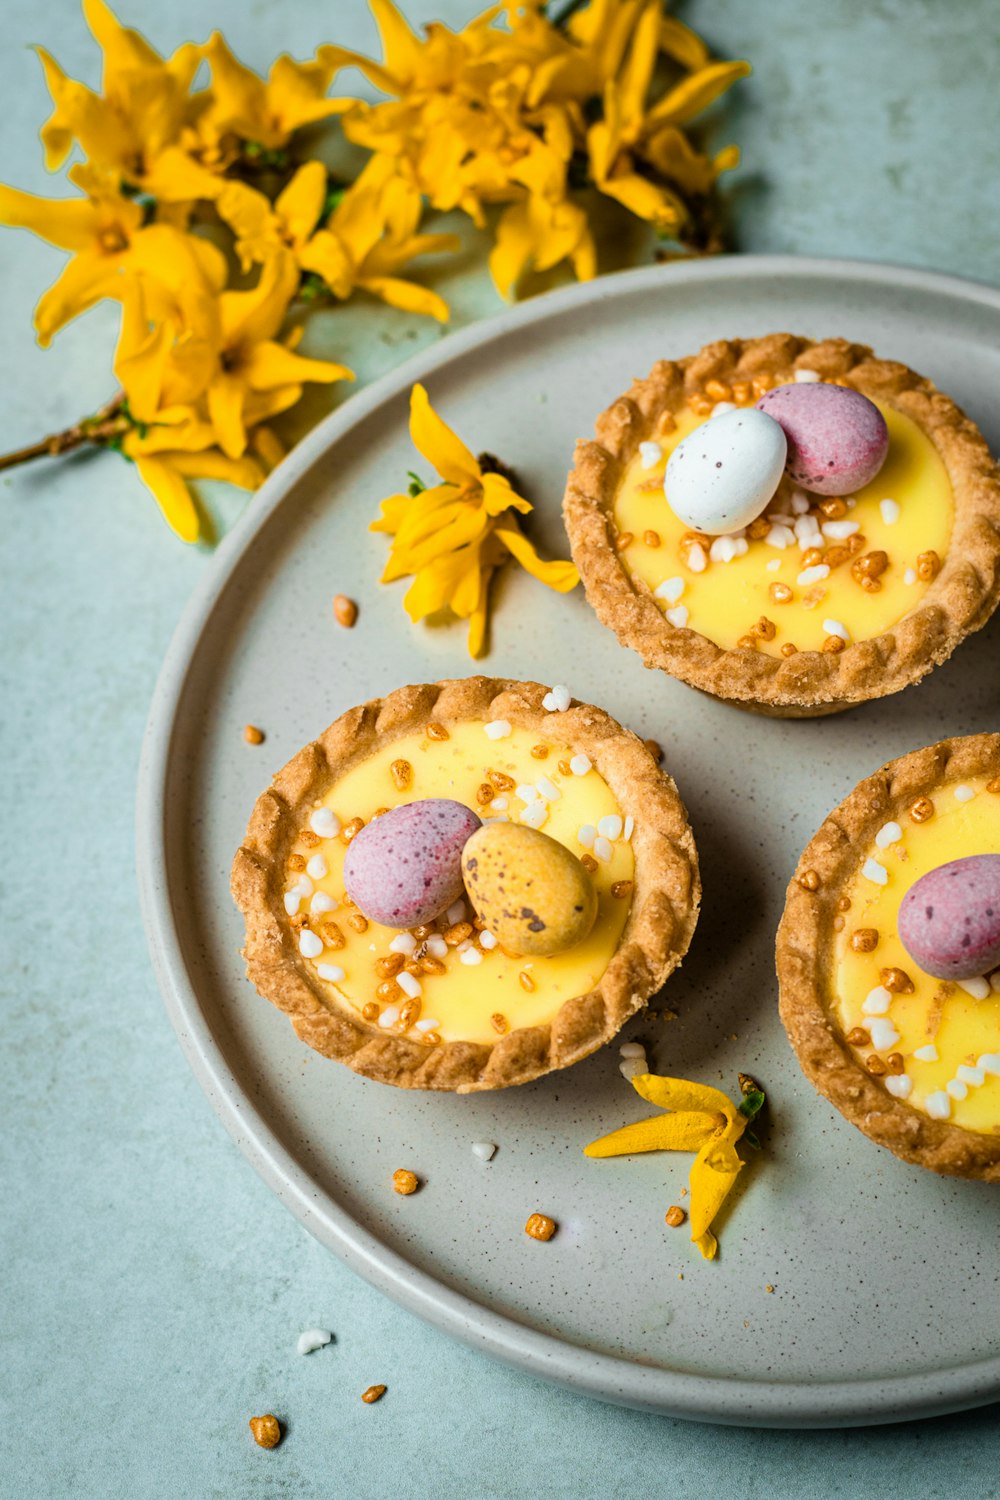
[
  {"left": 832, "top": 776, "right": 1000, "bottom": 1134},
  {"left": 615, "top": 401, "right": 953, "bottom": 655},
  {"left": 283, "top": 723, "right": 635, "bottom": 1048}
]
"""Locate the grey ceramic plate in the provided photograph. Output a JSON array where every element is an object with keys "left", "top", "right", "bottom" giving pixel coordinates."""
[{"left": 137, "top": 257, "right": 1000, "bottom": 1429}]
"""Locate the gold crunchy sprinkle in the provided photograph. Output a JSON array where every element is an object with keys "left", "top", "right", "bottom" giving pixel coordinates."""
[
  {"left": 916, "top": 549, "right": 941, "bottom": 581},
  {"left": 768, "top": 582, "right": 793, "bottom": 605},
  {"left": 822, "top": 634, "right": 845, "bottom": 654},
  {"left": 866, "top": 1055, "right": 887, "bottom": 1077},
  {"left": 476, "top": 782, "right": 496, "bottom": 805},
  {"left": 244, "top": 724, "right": 265, "bottom": 745},
  {"left": 746, "top": 516, "right": 770, "bottom": 541},
  {"left": 420, "top": 955, "right": 446, "bottom": 975},
  {"left": 444, "top": 921, "right": 474, "bottom": 946},
  {"left": 390, "top": 759, "right": 412, "bottom": 792},
  {"left": 704, "top": 378, "right": 732, "bottom": 402},
  {"left": 851, "top": 549, "right": 888, "bottom": 583},
  {"left": 736, "top": 634, "right": 758, "bottom": 650},
  {"left": 524, "top": 1213, "right": 557, "bottom": 1241},
  {"left": 426, "top": 721, "right": 449, "bottom": 741},
  {"left": 348, "top": 912, "right": 369, "bottom": 934},
  {"left": 249, "top": 1415, "right": 281, "bottom": 1449},
  {"left": 800, "top": 546, "right": 824, "bottom": 570},
  {"left": 753, "top": 616, "right": 777, "bottom": 641},
  {"left": 299, "top": 829, "right": 321, "bottom": 849},
  {"left": 731, "top": 379, "right": 752, "bottom": 405},
  {"left": 558, "top": 759, "right": 572, "bottom": 776},
  {"left": 361, "top": 1385, "right": 387, "bottom": 1405},
  {"left": 615, "top": 531, "right": 634, "bottom": 551},
  {"left": 886, "top": 1052, "right": 905, "bottom": 1075},
  {"left": 398, "top": 997, "right": 421, "bottom": 1029},
  {"left": 333, "top": 594, "right": 358, "bottom": 628},
  {"left": 580, "top": 852, "right": 598, "bottom": 872},
  {"left": 880, "top": 966, "right": 914, "bottom": 994},
  {"left": 491, "top": 1012, "right": 509, "bottom": 1034},
  {"left": 341, "top": 816, "right": 365, "bottom": 843},
  {"left": 687, "top": 392, "right": 714, "bottom": 416},
  {"left": 644, "top": 738, "right": 663, "bottom": 763},
  {"left": 851, "top": 928, "right": 879, "bottom": 953},
  {"left": 489, "top": 770, "right": 515, "bottom": 792},
  {"left": 818, "top": 496, "right": 848, "bottom": 519},
  {"left": 798, "top": 869, "right": 820, "bottom": 892},
  {"left": 518, "top": 971, "right": 535, "bottom": 993},
  {"left": 987, "top": 776, "right": 1000, "bottom": 794},
  {"left": 362, "top": 1001, "right": 379, "bottom": 1022},
  {"left": 644, "top": 529, "right": 662, "bottom": 548},
  {"left": 751, "top": 372, "right": 776, "bottom": 398},
  {"left": 319, "top": 919, "right": 346, "bottom": 950},
  {"left": 846, "top": 1027, "right": 870, "bottom": 1047},
  {"left": 376, "top": 953, "right": 406, "bottom": 980},
  {"left": 392, "top": 1169, "right": 419, "bottom": 1196},
  {"left": 611, "top": 880, "right": 634, "bottom": 899},
  {"left": 530, "top": 743, "right": 549, "bottom": 759},
  {"left": 837, "top": 896, "right": 852, "bottom": 912},
  {"left": 376, "top": 979, "right": 401, "bottom": 1003},
  {"left": 780, "top": 643, "right": 798, "bottom": 658},
  {"left": 909, "top": 796, "right": 935, "bottom": 823},
  {"left": 664, "top": 1205, "right": 686, "bottom": 1228},
  {"left": 287, "top": 853, "right": 306, "bottom": 872}
]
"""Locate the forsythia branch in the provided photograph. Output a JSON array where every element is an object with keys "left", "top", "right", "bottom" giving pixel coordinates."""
[{"left": 0, "top": 394, "right": 128, "bottom": 473}]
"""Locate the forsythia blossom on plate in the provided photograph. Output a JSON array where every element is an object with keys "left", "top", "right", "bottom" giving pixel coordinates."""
[
  {"left": 585, "top": 1072, "right": 766, "bottom": 1259},
  {"left": 372, "top": 383, "right": 579, "bottom": 656},
  {"left": 0, "top": 0, "right": 747, "bottom": 542}
]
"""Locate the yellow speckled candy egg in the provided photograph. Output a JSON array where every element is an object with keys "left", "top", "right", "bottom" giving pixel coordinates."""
[{"left": 461, "top": 823, "right": 598, "bottom": 957}]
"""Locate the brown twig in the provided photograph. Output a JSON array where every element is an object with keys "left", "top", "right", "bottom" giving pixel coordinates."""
[{"left": 0, "top": 393, "right": 128, "bottom": 473}]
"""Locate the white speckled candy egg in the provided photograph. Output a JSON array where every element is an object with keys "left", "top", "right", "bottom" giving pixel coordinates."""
[{"left": 664, "top": 408, "right": 787, "bottom": 535}]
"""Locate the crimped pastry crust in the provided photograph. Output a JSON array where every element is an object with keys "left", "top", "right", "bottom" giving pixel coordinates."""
[
  {"left": 776, "top": 733, "right": 1000, "bottom": 1179},
  {"left": 231, "top": 677, "right": 700, "bottom": 1093},
  {"left": 563, "top": 334, "right": 1000, "bottom": 717}
]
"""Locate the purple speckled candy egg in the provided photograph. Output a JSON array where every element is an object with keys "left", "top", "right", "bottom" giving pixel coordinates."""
[
  {"left": 343, "top": 798, "right": 481, "bottom": 928},
  {"left": 898, "top": 855, "right": 1000, "bottom": 981},
  {"left": 756, "top": 382, "right": 888, "bottom": 496}
]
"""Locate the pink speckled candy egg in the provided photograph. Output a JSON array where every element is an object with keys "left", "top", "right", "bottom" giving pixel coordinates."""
[
  {"left": 898, "top": 855, "right": 1000, "bottom": 981},
  {"left": 755, "top": 382, "right": 888, "bottom": 496},
  {"left": 343, "top": 798, "right": 481, "bottom": 928}
]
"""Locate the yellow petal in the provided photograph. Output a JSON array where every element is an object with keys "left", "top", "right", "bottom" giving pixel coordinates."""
[
  {"left": 241, "top": 340, "right": 353, "bottom": 391},
  {"left": 631, "top": 1073, "right": 736, "bottom": 1119},
  {"left": 617, "top": 0, "right": 661, "bottom": 125},
  {"left": 480, "top": 472, "right": 530, "bottom": 517},
  {"left": 357, "top": 274, "right": 451, "bottom": 323},
  {"left": 596, "top": 166, "right": 687, "bottom": 232},
  {"left": 166, "top": 447, "right": 264, "bottom": 488},
  {"left": 584, "top": 1112, "right": 717, "bottom": 1158},
  {"left": 207, "top": 373, "right": 247, "bottom": 460},
  {"left": 387, "top": 505, "right": 489, "bottom": 579},
  {"left": 0, "top": 184, "right": 108, "bottom": 252},
  {"left": 274, "top": 161, "right": 327, "bottom": 247},
  {"left": 646, "top": 59, "right": 751, "bottom": 128},
  {"left": 83, "top": 0, "right": 162, "bottom": 78},
  {"left": 659, "top": 16, "right": 710, "bottom": 72},
  {"left": 34, "top": 252, "right": 124, "bottom": 346},
  {"left": 203, "top": 33, "right": 268, "bottom": 140},
  {"left": 219, "top": 251, "right": 299, "bottom": 349},
  {"left": 408, "top": 384, "right": 480, "bottom": 487},
  {"left": 251, "top": 425, "right": 285, "bottom": 471},
  {"left": 488, "top": 202, "right": 536, "bottom": 301},
  {"left": 367, "top": 0, "right": 423, "bottom": 84},
  {"left": 132, "top": 454, "right": 201, "bottom": 542},
  {"left": 493, "top": 523, "right": 579, "bottom": 592},
  {"left": 141, "top": 146, "right": 227, "bottom": 204},
  {"left": 689, "top": 1136, "right": 745, "bottom": 1257}
]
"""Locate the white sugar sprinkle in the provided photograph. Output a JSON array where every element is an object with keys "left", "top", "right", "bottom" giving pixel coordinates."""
[
  {"left": 479, "top": 930, "right": 498, "bottom": 950},
  {"left": 883, "top": 1074, "right": 912, "bottom": 1099},
  {"left": 766, "top": 524, "right": 795, "bottom": 549},
  {"left": 378, "top": 1005, "right": 400, "bottom": 1028},
  {"left": 425, "top": 934, "right": 447, "bottom": 958},
  {"left": 299, "top": 930, "right": 323, "bottom": 959},
  {"left": 797, "top": 564, "right": 831, "bottom": 587},
  {"left": 310, "top": 891, "right": 337, "bottom": 915},
  {"left": 958, "top": 975, "right": 990, "bottom": 999},
  {"left": 460, "top": 947, "right": 483, "bottom": 965},
  {"left": 665, "top": 604, "right": 689, "bottom": 628},
  {"left": 686, "top": 542, "right": 708, "bottom": 572},
  {"left": 306, "top": 854, "right": 328, "bottom": 880},
  {"left": 904, "top": 568, "right": 917, "bottom": 585},
  {"left": 491, "top": 796, "right": 508, "bottom": 810},
  {"left": 766, "top": 557, "right": 782, "bottom": 571},
  {"left": 397, "top": 970, "right": 422, "bottom": 999},
  {"left": 821, "top": 520, "right": 860, "bottom": 540},
  {"left": 623, "top": 815, "right": 634, "bottom": 841},
  {"left": 794, "top": 368, "right": 821, "bottom": 383},
  {"left": 978, "top": 1054, "right": 1000, "bottom": 1075},
  {"left": 516, "top": 783, "right": 539, "bottom": 802},
  {"left": 619, "top": 1042, "right": 646, "bottom": 1058},
  {"left": 913, "top": 1044, "right": 939, "bottom": 1062},
  {"left": 619, "top": 1058, "right": 648, "bottom": 1080},
  {"left": 925, "top": 1090, "right": 951, "bottom": 1120},
  {"left": 710, "top": 400, "right": 738, "bottom": 418},
  {"left": 542, "top": 684, "right": 571, "bottom": 713},
  {"left": 655, "top": 576, "right": 685, "bottom": 605},
  {"left": 536, "top": 776, "right": 561, "bottom": 801},
  {"left": 639, "top": 440, "right": 662, "bottom": 469},
  {"left": 790, "top": 491, "right": 811, "bottom": 514},
  {"left": 578, "top": 824, "right": 596, "bottom": 849},
  {"left": 868, "top": 1017, "right": 900, "bottom": 1051},
  {"left": 862, "top": 985, "right": 892, "bottom": 1016},
  {"left": 284, "top": 891, "right": 302, "bottom": 916},
  {"left": 390, "top": 932, "right": 418, "bottom": 955},
  {"left": 880, "top": 498, "right": 901, "bottom": 525},
  {"left": 823, "top": 618, "right": 849, "bottom": 641},
  {"left": 520, "top": 801, "right": 548, "bottom": 829},
  {"left": 875, "top": 821, "right": 902, "bottom": 849},
  {"left": 593, "top": 835, "right": 613, "bottom": 863},
  {"left": 946, "top": 1078, "right": 969, "bottom": 1101},
  {"left": 414, "top": 1017, "right": 440, "bottom": 1033},
  {"left": 957, "top": 1064, "right": 986, "bottom": 1087},
  {"left": 484, "top": 720, "right": 512, "bottom": 739},
  {"left": 447, "top": 900, "right": 467, "bottom": 925},
  {"left": 862, "top": 857, "right": 888, "bottom": 886},
  {"left": 570, "top": 754, "right": 592, "bottom": 776},
  {"left": 297, "top": 1329, "right": 333, "bottom": 1356},
  {"left": 309, "top": 807, "right": 340, "bottom": 839},
  {"left": 954, "top": 784, "right": 975, "bottom": 802},
  {"left": 598, "top": 814, "right": 623, "bottom": 840},
  {"left": 471, "top": 1141, "right": 497, "bottom": 1161},
  {"left": 709, "top": 535, "right": 749, "bottom": 564},
  {"left": 317, "top": 963, "right": 345, "bottom": 983}
]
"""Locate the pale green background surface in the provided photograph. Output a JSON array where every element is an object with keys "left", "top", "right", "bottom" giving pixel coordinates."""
[{"left": 3, "top": 2, "right": 1000, "bottom": 1496}]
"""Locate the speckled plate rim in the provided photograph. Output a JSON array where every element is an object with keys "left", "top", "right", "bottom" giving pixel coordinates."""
[{"left": 137, "top": 255, "right": 1000, "bottom": 1429}]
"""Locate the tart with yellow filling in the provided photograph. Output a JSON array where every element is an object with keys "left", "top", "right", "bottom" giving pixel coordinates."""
[
  {"left": 777, "top": 733, "right": 1000, "bottom": 1179},
  {"left": 231, "top": 677, "right": 700, "bottom": 1093},
  {"left": 563, "top": 334, "right": 1000, "bottom": 717}
]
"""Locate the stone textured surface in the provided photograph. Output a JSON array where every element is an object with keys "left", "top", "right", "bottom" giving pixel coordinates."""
[{"left": 4, "top": 1, "right": 1000, "bottom": 1495}]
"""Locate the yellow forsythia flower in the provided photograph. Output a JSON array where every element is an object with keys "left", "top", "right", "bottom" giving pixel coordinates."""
[
  {"left": 372, "top": 383, "right": 578, "bottom": 657},
  {"left": 585, "top": 1073, "right": 765, "bottom": 1260}
]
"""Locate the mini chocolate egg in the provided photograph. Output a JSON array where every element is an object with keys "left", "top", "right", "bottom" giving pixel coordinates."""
[
  {"left": 461, "top": 823, "right": 598, "bottom": 957},
  {"left": 756, "top": 382, "right": 888, "bottom": 496},
  {"left": 664, "top": 407, "right": 787, "bottom": 535},
  {"left": 343, "top": 798, "right": 481, "bottom": 928},
  {"left": 898, "top": 854, "right": 1000, "bottom": 981}
]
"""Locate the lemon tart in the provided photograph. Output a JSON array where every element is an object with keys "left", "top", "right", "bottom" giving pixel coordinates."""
[
  {"left": 231, "top": 677, "right": 700, "bottom": 1092},
  {"left": 563, "top": 334, "right": 1000, "bottom": 717},
  {"left": 777, "top": 733, "right": 1000, "bottom": 1178}
]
